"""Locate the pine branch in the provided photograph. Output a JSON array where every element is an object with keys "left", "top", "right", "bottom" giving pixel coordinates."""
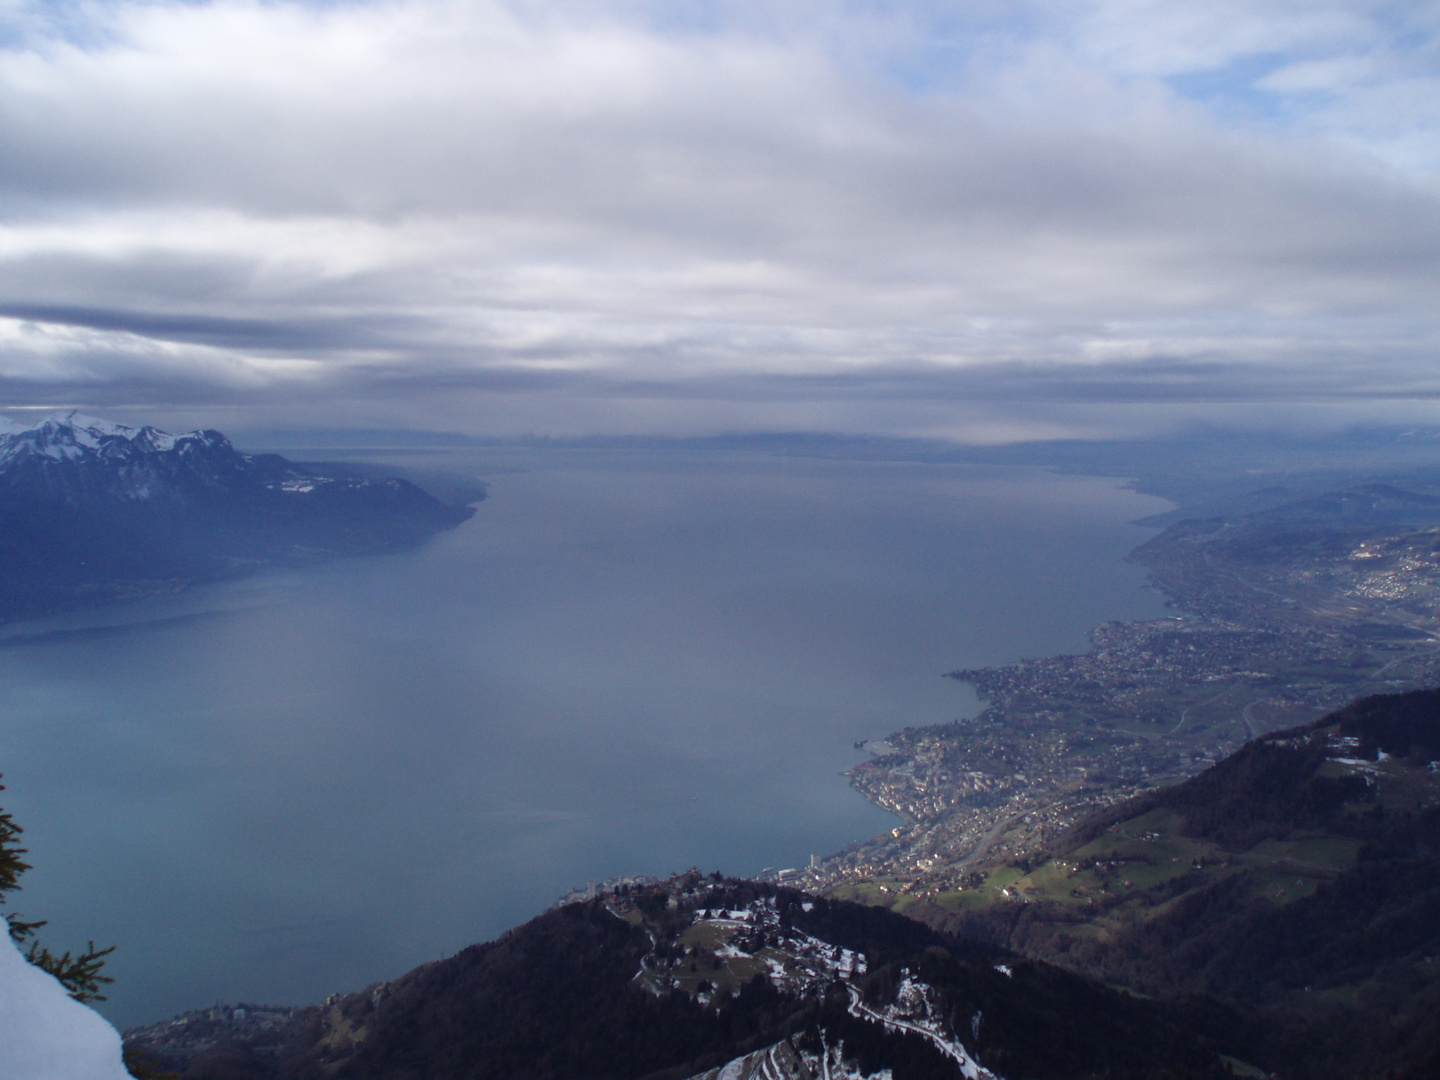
[
  {"left": 6, "top": 910, "right": 48, "bottom": 944},
  {"left": 1, "top": 777, "right": 118, "bottom": 1001},
  {"left": 0, "top": 778, "right": 33, "bottom": 897},
  {"left": 25, "top": 939, "right": 117, "bottom": 1003}
]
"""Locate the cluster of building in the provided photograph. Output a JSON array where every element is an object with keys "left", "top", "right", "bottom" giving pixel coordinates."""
[
  {"left": 121, "top": 1003, "right": 299, "bottom": 1065},
  {"left": 791, "top": 512, "right": 1440, "bottom": 896}
]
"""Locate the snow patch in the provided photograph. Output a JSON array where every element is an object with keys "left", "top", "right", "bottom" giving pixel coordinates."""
[
  {"left": 690, "top": 1039, "right": 816, "bottom": 1080},
  {"left": 652, "top": 895, "right": 997, "bottom": 1080},
  {"left": 846, "top": 979, "right": 999, "bottom": 1080},
  {"left": 0, "top": 410, "right": 198, "bottom": 469},
  {"left": 0, "top": 930, "right": 131, "bottom": 1080}
]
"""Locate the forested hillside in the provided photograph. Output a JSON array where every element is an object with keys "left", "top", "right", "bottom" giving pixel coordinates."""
[
  {"left": 880, "top": 690, "right": 1440, "bottom": 1079},
  {"left": 126, "top": 877, "right": 1234, "bottom": 1080}
]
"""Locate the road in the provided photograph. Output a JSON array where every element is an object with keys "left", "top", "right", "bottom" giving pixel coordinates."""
[
  {"left": 1241, "top": 699, "right": 1262, "bottom": 740},
  {"left": 845, "top": 984, "right": 994, "bottom": 1080},
  {"left": 955, "top": 810, "right": 1023, "bottom": 870}
]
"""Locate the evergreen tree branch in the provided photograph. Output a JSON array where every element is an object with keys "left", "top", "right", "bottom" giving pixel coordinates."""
[
  {"left": 0, "top": 778, "right": 33, "bottom": 897},
  {"left": 1, "top": 777, "right": 117, "bottom": 1001},
  {"left": 25, "top": 939, "right": 117, "bottom": 1003}
]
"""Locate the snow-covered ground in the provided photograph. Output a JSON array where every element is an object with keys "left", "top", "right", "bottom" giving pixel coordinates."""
[
  {"left": 844, "top": 975, "right": 999, "bottom": 1080},
  {"left": 652, "top": 896, "right": 868, "bottom": 998},
  {"left": 654, "top": 896, "right": 1004, "bottom": 1080},
  {"left": 0, "top": 931, "right": 131, "bottom": 1080},
  {"left": 801, "top": 1039, "right": 893, "bottom": 1080},
  {"left": 687, "top": 1038, "right": 814, "bottom": 1080}
]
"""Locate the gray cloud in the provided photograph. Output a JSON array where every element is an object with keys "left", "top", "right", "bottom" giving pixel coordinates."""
[{"left": 0, "top": 0, "right": 1437, "bottom": 438}]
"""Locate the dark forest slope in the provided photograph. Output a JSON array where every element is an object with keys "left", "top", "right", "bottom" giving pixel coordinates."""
[{"left": 127, "top": 878, "right": 1234, "bottom": 1080}]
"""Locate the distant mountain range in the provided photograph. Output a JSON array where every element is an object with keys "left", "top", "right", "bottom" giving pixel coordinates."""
[{"left": 0, "top": 412, "right": 476, "bottom": 622}]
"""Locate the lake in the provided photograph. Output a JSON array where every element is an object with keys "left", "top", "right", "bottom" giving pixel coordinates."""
[{"left": 0, "top": 447, "right": 1171, "bottom": 1027}]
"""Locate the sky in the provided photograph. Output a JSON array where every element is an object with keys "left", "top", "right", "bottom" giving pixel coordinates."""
[{"left": 0, "top": 0, "right": 1436, "bottom": 441}]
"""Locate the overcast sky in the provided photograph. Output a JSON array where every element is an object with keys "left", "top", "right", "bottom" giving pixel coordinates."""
[{"left": 0, "top": 0, "right": 1436, "bottom": 440}]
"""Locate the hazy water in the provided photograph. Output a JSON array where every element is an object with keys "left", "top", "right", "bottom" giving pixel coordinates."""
[{"left": 0, "top": 449, "right": 1170, "bottom": 1027}]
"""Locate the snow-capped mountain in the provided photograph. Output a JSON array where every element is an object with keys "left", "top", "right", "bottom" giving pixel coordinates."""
[
  {"left": 0, "top": 411, "right": 184, "bottom": 460},
  {"left": 0, "top": 412, "right": 251, "bottom": 506},
  {"left": 0, "top": 412, "right": 476, "bottom": 622}
]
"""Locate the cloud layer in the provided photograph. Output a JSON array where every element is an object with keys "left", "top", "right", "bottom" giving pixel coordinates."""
[{"left": 0, "top": 0, "right": 1436, "bottom": 437}]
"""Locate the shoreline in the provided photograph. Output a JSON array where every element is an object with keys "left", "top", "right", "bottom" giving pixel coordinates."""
[{"left": 777, "top": 481, "right": 1440, "bottom": 897}]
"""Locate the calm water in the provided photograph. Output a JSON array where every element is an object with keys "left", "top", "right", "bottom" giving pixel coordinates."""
[{"left": 0, "top": 448, "right": 1170, "bottom": 1027}]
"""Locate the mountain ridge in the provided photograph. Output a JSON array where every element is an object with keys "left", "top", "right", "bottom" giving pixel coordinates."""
[
  {"left": 0, "top": 411, "right": 478, "bottom": 622},
  {"left": 124, "top": 876, "right": 1235, "bottom": 1080},
  {"left": 115, "top": 687, "right": 1440, "bottom": 1078},
  {"left": 853, "top": 689, "right": 1440, "bottom": 1080}
]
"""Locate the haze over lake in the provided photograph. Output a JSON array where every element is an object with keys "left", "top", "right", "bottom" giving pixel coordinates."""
[{"left": 0, "top": 448, "right": 1170, "bottom": 1027}]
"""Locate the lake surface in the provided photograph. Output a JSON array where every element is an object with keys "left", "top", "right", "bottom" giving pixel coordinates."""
[{"left": 0, "top": 448, "right": 1171, "bottom": 1027}]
